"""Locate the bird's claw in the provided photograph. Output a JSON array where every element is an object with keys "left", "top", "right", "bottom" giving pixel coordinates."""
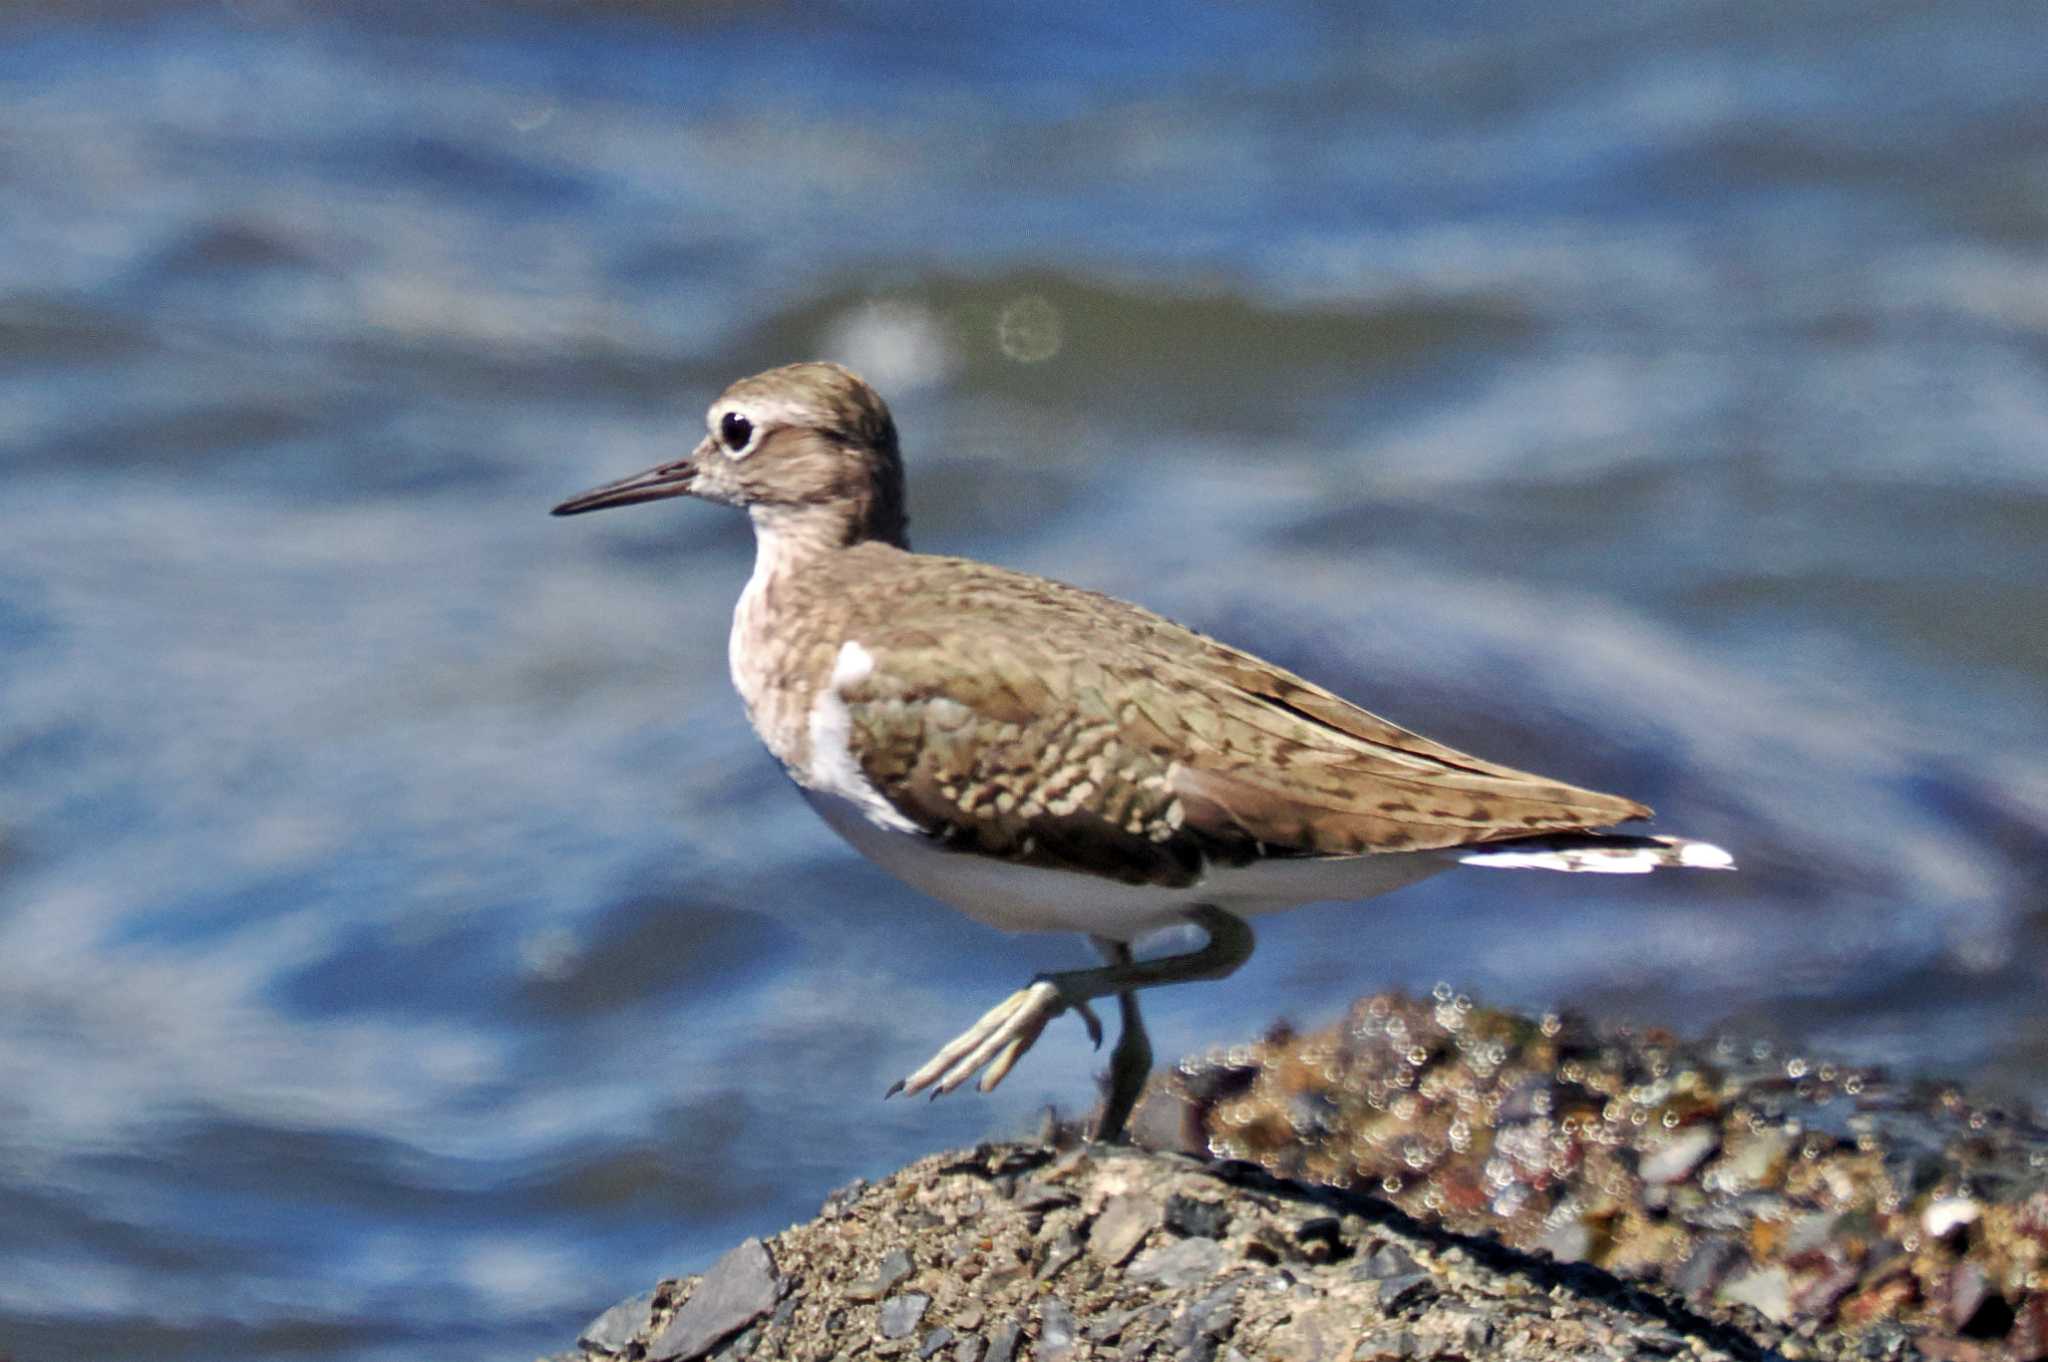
[
  {"left": 887, "top": 979, "right": 1088, "bottom": 1101},
  {"left": 1076, "top": 998, "right": 1103, "bottom": 1049}
]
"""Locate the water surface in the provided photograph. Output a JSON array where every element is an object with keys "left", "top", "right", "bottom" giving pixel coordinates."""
[{"left": 3, "top": 2, "right": 2047, "bottom": 1358}]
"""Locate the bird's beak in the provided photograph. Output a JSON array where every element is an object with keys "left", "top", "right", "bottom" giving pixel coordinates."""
[{"left": 551, "top": 455, "right": 699, "bottom": 516}]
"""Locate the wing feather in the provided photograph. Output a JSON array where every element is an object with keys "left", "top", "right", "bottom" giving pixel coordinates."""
[{"left": 819, "top": 550, "right": 1650, "bottom": 881}]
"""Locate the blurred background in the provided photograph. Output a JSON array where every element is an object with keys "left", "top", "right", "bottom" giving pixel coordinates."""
[{"left": 4, "top": 0, "right": 2047, "bottom": 1357}]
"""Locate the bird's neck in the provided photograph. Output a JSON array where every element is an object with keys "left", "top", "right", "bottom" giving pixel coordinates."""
[
  {"left": 730, "top": 501, "right": 903, "bottom": 768},
  {"left": 748, "top": 494, "right": 909, "bottom": 561}
]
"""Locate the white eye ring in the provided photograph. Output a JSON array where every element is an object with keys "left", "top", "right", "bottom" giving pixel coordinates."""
[{"left": 717, "top": 409, "right": 758, "bottom": 458}]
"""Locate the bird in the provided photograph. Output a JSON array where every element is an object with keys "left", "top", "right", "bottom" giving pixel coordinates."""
[{"left": 553, "top": 361, "right": 1733, "bottom": 1143}]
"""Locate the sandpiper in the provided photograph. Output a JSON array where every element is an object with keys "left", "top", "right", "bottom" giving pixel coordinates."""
[{"left": 554, "top": 362, "right": 1732, "bottom": 1143}]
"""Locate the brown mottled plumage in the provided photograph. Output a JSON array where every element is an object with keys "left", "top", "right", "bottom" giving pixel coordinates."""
[
  {"left": 554, "top": 361, "right": 1730, "bottom": 1142},
  {"left": 735, "top": 542, "right": 1647, "bottom": 885}
]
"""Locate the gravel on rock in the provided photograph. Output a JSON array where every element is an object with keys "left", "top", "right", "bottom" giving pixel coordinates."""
[
  {"left": 570, "top": 1140, "right": 1769, "bottom": 1361},
  {"left": 564, "top": 989, "right": 2048, "bottom": 1362}
]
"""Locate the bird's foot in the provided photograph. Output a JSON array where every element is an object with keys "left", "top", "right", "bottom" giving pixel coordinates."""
[{"left": 887, "top": 980, "right": 1101, "bottom": 1100}]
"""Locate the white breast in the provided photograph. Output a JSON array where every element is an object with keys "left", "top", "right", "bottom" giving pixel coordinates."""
[{"left": 727, "top": 519, "right": 781, "bottom": 720}]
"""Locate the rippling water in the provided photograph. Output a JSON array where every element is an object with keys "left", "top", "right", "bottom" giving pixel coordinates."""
[{"left": 4, "top": 2, "right": 2047, "bottom": 1358}]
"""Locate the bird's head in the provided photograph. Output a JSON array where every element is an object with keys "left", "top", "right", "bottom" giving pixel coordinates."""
[{"left": 553, "top": 361, "right": 907, "bottom": 547}]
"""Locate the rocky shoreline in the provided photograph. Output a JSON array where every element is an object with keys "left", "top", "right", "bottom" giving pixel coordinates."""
[{"left": 557, "top": 993, "right": 2048, "bottom": 1362}]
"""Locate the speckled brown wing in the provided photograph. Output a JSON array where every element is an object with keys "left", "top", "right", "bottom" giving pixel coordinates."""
[
  {"left": 825, "top": 551, "right": 1649, "bottom": 883},
  {"left": 834, "top": 623, "right": 1215, "bottom": 887},
  {"left": 1152, "top": 636, "right": 1652, "bottom": 856}
]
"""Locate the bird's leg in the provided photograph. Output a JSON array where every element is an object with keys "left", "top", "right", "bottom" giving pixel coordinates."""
[
  {"left": 887, "top": 906, "right": 1253, "bottom": 1106},
  {"left": 1091, "top": 938, "right": 1153, "bottom": 1145}
]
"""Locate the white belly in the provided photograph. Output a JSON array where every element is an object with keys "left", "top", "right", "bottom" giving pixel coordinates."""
[{"left": 799, "top": 787, "right": 1452, "bottom": 941}]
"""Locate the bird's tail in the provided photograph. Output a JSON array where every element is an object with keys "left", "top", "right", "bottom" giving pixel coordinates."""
[{"left": 1457, "top": 832, "right": 1734, "bottom": 874}]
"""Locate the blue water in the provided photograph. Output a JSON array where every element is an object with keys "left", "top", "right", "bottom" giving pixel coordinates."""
[{"left": 4, "top": 2, "right": 2048, "bottom": 1357}]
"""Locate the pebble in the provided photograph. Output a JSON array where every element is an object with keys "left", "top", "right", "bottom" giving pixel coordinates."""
[
  {"left": 578, "top": 1288, "right": 655, "bottom": 1354},
  {"left": 1039, "top": 1297, "right": 1082, "bottom": 1359},
  {"left": 1292, "top": 1216, "right": 1343, "bottom": 1258},
  {"left": 1672, "top": 1235, "right": 1743, "bottom": 1303},
  {"left": 1639, "top": 1126, "right": 1720, "bottom": 1185},
  {"left": 1128, "top": 1235, "right": 1225, "bottom": 1288},
  {"left": 1721, "top": 1130, "right": 1793, "bottom": 1189},
  {"left": 1089, "top": 1192, "right": 1159, "bottom": 1265},
  {"left": 1037, "top": 1230, "right": 1084, "bottom": 1281},
  {"left": 1174, "top": 1284, "right": 1239, "bottom": 1347},
  {"left": 1532, "top": 1219, "right": 1592, "bottom": 1264},
  {"left": 982, "top": 1320, "right": 1022, "bottom": 1362},
  {"left": 1355, "top": 1242, "right": 1422, "bottom": 1281},
  {"left": 1164, "top": 1193, "right": 1231, "bottom": 1239},
  {"left": 1011, "top": 1181, "right": 1078, "bottom": 1212},
  {"left": 1374, "top": 1271, "right": 1438, "bottom": 1315},
  {"left": 848, "top": 1247, "right": 916, "bottom": 1302},
  {"left": 646, "top": 1238, "right": 780, "bottom": 1362},
  {"left": 819, "top": 1178, "right": 869, "bottom": 1220},
  {"left": 1922, "top": 1195, "right": 1981, "bottom": 1241},
  {"left": 1128, "top": 1087, "right": 1204, "bottom": 1153},
  {"left": 880, "top": 1293, "right": 930, "bottom": 1339},
  {"left": 1719, "top": 1264, "right": 1794, "bottom": 1324},
  {"left": 1087, "top": 1306, "right": 1141, "bottom": 1342},
  {"left": 1260, "top": 1301, "right": 1355, "bottom": 1361}
]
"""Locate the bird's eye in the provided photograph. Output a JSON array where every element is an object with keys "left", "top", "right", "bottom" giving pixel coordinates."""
[{"left": 719, "top": 411, "right": 754, "bottom": 453}]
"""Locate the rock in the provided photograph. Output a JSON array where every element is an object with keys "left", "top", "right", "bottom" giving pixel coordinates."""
[
  {"left": 1532, "top": 1218, "right": 1592, "bottom": 1263},
  {"left": 1639, "top": 1125, "right": 1719, "bottom": 1185},
  {"left": 1945, "top": 1261, "right": 2014, "bottom": 1338},
  {"left": 1128, "top": 1234, "right": 1225, "bottom": 1288},
  {"left": 1128, "top": 1085, "right": 1204, "bottom": 1154},
  {"left": 1719, "top": 1264, "right": 1795, "bottom": 1324},
  {"left": 1173, "top": 1283, "right": 1238, "bottom": 1348},
  {"left": 1261, "top": 1302, "right": 1355, "bottom": 1362},
  {"left": 1354, "top": 1242, "right": 1421, "bottom": 1281},
  {"left": 1038, "top": 1230, "right": 1084, "bottom": 1280},
  {"left": 578, "top": 1288, "right": 655, "bottom": 1354},
  {"left": 848, "top": 1247, "right": 916, "bottom": 1302},
  {"left": 1374, "top": 1270, "right": 1438, "bottom": 1315},
  {"left": 1086, "top": 1306, "right": 1141, "bottom": 1343},
  {"left": 1792, "top": 1258, "right": 1861, "bottom": 1322},
  {"left": 819, "top": 1178, "right": 869, "bottom": 1219},
  {"left": 1038, "top": 1296, "right": 1081, "bottom": 1360},
  {"left": 1292, "top": 1215, "right": 1343, "bottom": 1261},
  {"left": 1720, "top": 1129, "right": 1794, "bottom": 1190},
  {"left": 982, "top": 1320, "right": 1022, "bottom": 1362},
  {"left": 562, "top": 988, "right": 2048, "bottom": 1362},
  {"left": 1164, "top": 1193, "right": 1231, "bottom": 1239},
  {"left": 1089, "top": 1192, "right": 1159, "bottom": 1265},
  {"left": 880, "top": 1293, "right": 930, "bottom": 1339},
  {"left": 1011, "top": 1181, "right": 1078, "bottom": 1212},
  {"left": 647, "top": 1237, "right": 779, "bottom": 1362},
  {"left": 1923, "top": 1195, "right": 1982, "bottom": 1242},
  {"left": 1672, "top": 1234, "right": 1744, "bottom": 1303}
]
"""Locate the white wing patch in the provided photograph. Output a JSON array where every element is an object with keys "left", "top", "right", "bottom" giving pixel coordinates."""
[
  {"left": 806, "top": 640, "right": 923, "bottom": 835},
  {"left": 1458, "top": 835, "right": 1734, "bottom": 874}
]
